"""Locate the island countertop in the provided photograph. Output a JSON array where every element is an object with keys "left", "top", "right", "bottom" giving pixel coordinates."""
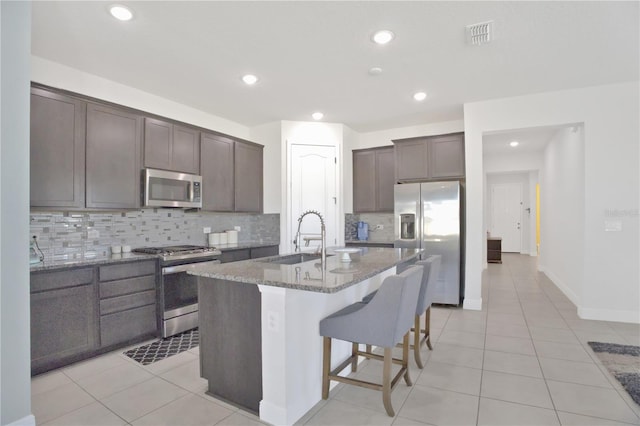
[{"left": 188, "top": 247, "right": 421, "bottom": 293}]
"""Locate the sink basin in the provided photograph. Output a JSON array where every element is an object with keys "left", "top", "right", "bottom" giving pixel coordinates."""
[{"left": 260, "top": 253, "right": 333, "bottom": 265}]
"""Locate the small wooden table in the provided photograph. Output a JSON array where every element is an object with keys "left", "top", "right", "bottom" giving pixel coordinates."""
[{"left": 487, "top": 237, "right": 502, "bottom": 264}]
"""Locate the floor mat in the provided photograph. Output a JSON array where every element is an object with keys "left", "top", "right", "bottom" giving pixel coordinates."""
[
  {"left": 588, "top": 341, "right": 640, "bottom": 405},
  {"left": 124, "top": 328, "right": 199, "bottom": 365}
]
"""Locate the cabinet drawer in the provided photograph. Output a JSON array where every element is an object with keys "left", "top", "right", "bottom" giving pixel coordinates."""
[
  {"left": 100, "top": 290, "right": 156, "bottom": 315},
  {"left": 250, "top": 245, "right": 278, "bottom": 259},
  {"left": 31, "top": 267, "right": 94, "bottom": 293},
  {"left": 99, "top": 260, "right": 156, "bottom": 282},
  {"left": 100, "top": 304, "right": 157, "bottom": 347},
  {"left": 100, "top": 275, "right": 155, "bottom": 299},
  {"left": 221, "top": 249, "right": 251, "bottom": 263}
]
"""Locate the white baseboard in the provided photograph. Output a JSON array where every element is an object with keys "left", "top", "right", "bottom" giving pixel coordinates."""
[
  {"left": 540, "top": 267, "right": 640, "bottom": 324},
  {"left": 539, "top": 267, "right": 580, "bottom": 307},
  {"left": 578, "top": 307, "right": 640, "bottom": 324},
  {"left": 463, "top": 297, "right": 482, "bottom": 311},
  {"left": 7, "top": 415, "right": 35, "bottom": 426},
  {"left": 260, "top": 400, "right": 287, "bottom": 426}
]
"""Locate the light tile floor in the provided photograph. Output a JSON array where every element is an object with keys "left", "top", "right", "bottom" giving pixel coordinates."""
[{"left": 32, "top": 254, "right": 640, "bottom": 425}]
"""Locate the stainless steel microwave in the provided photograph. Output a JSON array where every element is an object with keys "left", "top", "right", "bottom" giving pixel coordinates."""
[{"left": 143, "top": 168, "right": 202, "bottom": 208}]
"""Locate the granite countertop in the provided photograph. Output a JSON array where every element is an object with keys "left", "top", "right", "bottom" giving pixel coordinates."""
[
  {"left": 188, "top": 247, "right": 421, "bottom": 293},
  {"left": 215, "top": 241, "right": 280, "bottom": 251},
  {"left": 30, "top": 252, "right": 159, "bottom": 272},
  {"left": 345, "top": 240, "right": 394, "bottom": 246}
]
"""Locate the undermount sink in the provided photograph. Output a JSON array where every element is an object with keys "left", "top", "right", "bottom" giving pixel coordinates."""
[{"left": 260, "top": 253, "right": 334, "bottom": 265}]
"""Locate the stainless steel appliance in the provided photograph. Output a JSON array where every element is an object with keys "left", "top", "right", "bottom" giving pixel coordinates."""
[
  {"left": 133, "top": 245, "right": 221, "bottom": 337},
  {"left": 143, "top": 168, "right": 202, "bottom": 208},
  {"left": 394, "top": 182, "right": 464, "bottom": 305}
]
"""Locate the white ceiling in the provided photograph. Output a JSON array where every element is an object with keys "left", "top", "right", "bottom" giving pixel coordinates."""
[
  {"left": 483, "top": 126, "right": 563, "bottom": 155},
  {"left": 31, "top": 1, "right": 639, "bottom": 133}
]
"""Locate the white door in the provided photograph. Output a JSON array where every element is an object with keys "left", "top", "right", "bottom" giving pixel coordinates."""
[
  {"left": 491, "top": 183, "right": 523, "bottom": 252},
  {"left": 290, "top": 144, "right": 337, "bottom": 253}
]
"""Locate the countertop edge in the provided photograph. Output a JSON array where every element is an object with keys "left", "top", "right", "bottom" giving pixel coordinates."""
[{"left": 30, "top": 253, "right": 159, "bottom": 272}]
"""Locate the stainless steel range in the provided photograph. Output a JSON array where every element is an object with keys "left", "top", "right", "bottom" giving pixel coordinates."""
[{"left": 133, "top": 245, "right": 221, "bottom": 337}]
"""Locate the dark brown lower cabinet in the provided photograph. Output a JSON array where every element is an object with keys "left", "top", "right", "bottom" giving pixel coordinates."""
[
  {"left": 30, "top": 260, "right": 158, "bottom": 375},
  {"left": 221, "top": 245, "right": 279, "bottom": 263},
  {"left": 31, "top": 268, "right": 99, "bottom": 375}
]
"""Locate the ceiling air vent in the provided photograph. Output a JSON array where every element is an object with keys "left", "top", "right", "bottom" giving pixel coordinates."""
[{"left": 466, "top": 21, "right": 493, "bottom": 46}]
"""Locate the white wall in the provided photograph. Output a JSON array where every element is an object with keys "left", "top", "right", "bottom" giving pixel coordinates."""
[
  {"left": 464, "top": 81, "right": 639, "bottom": 323},
  {"left": 539, "top": 126, "right": 585, "bottom": 306},
  {"left": 1, "top": 2, "right": 34, "bottom": 425},
  {"left": 31, "top": 56, "right": 251, "bottom": 140},
  {"left": 355, "top": 120, "right": 464, "bottom": 149},
  {"left": 342, "top": 126, "right": 357, "bottom": 214},
  {"left": 483, "top": 150, "right": 543, "bottom": 174}
]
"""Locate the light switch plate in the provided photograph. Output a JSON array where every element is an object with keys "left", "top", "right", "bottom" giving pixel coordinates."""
[
  {"left": 604, "top": 220, "right": 622, "bottom": 232},
  {"left": 234, "top": 226, "right": 241, "bottom": 231},
  {"left": 203, "top": 227, "right": 211, "bottom": 234}
]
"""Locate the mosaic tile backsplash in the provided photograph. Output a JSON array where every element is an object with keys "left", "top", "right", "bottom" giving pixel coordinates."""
[
  {"left": 30, "top": 209, "right": 279, "bottom": 262},
  {"left": 345, "top": 213, "right": 394, "bottom": 242}
]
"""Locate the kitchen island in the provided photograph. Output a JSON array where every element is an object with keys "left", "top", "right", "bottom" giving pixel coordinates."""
[{"left": 189, "top": 247, "right": 421, "bottom": 425}]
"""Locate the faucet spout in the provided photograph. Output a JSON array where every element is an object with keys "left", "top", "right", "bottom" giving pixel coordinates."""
[{"left": 294, "top": 210, "right": 327, "bottom": 267}]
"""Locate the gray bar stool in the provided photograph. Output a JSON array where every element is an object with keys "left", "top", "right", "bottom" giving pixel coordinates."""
[
  {"left": 361, "top": 255, "right": 441, "bottom": 368},
  {"left": 413, "top": 255, "right": 440, "bottom": 367},
  {"left": 319, "top": 266, "right": 423, "bottom": 417}
]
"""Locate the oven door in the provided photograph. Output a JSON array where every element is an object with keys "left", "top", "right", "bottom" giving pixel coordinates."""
[{"left": 161, "top": 260, "right": 219, "bottom": 337}]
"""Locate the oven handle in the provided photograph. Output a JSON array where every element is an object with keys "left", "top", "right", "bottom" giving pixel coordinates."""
[{"left": 162, "top": 260, "right": 221, "bottom": 275}]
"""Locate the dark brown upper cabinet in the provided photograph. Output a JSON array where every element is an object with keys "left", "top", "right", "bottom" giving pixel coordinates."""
[
  {"left": 30, "top": 88, "right": 86, "bottom": 208},
  {"left": 353, "top": 147, "right": 395, "bottom": 213},
  {"left": 86, "top": 103, "right": 143, "bottom": 209},
  {"left": 234, "top": 141, "right": 263, "bottom": 213},
  {"left": 201, "top": 133, "right": 235, "bottom": 212},
  {"left": 144, "top": 118, "right": 200, "bottom": 174},
  {"left": 200, "top": 135, "right": 263, "bottom": 213},
  {"left": 393, "top": 132, "right": 465, "bottom": 182}
]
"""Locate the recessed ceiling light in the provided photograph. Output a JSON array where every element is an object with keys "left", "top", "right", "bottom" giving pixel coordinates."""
[
  {"left": 109, "top": 4, "right": 133, "bottom": 21},
  {"left": 413, "top": 92, "right": 427, "bottom": 101},
  {"left": 372, "top": 30, "right": 395, "bottom": 45},
  {"left": 242, "top": 74, "right": 258, "bottom": 85},
  {"left": 510, "top": 141, "right": 519, "bottom": 147},
  {"left": 368, "top": 67, "right": 383, "bottom": 76},
  {"left": 312, "top": 112, "right": 324, "bottom": 120}
]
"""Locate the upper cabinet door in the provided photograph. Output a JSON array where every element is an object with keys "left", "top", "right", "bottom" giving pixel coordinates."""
[
  {"left": 144, "top": 118, "right": 172, "bottom": 171},
  {"left": 352, "top": 150, "right": 377, "bottom": 213},
  {"left": 30, "top": 88, "right": 86, "bottom": 208},
  {"left": 86, "top": 103, "right": 142, "bottom": 209},
  {"left": 200, "top": 133, "right": 234, "bottom": 212},
  {"left": 375, "top": 148, "right": 395, "bottom": 212},
  {"left": 394, "top": 138, "right": 430, "bottom": 182},
  {"left": 234, "top": 141, "right": 263, "bottom": 213},
  {"left": 172, "top": 125, "right": 200, "bottom": 174},
  {"left": 429, "top": 133, "right": 465, "bottom": 179}
]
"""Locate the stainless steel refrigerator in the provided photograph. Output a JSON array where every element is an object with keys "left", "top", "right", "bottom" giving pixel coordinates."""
[{"left": 394, "top": 181, "right": 465, "bottom": 305}]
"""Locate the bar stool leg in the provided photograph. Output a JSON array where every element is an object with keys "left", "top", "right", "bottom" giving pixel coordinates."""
[
  {"left": 425, "top": 307, "right": 433, "bottom": 350},
  {"left": 413, "top": 315, "right": 424, "bottom": 368},
  {"left": 351, "top": 342, "right": 359, "bottom": 372},
  {"left": 403, "top": 332, "right": 412, "bottom": 385},
  {"left": 322, "top": 337, "right": 331, "bottom": 399},
  {"left": 382, "top": 347, "right": 394, "bottom": 417}
]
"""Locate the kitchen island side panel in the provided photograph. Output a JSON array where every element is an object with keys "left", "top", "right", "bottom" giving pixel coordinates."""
[{"left": 198, "top": 277, "right": 262, "bottom": 413}]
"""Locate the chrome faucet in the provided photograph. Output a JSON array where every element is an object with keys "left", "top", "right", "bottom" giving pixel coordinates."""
[{"left": 293, "top": 210, "right": 326, "bottom": 266}]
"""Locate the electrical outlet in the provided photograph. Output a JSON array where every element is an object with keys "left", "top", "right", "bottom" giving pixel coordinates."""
[
  {"left": 234, "top": 226, "right": 241, "bottom": 232},
  {"left": 203, "top": 227, "right": 211, "bottom": 234},
  {"left": 376, "top": 224, "right": 384, "bottom": 230},
  {"left": 267, "top": 311, "right": 279, "bottom": 332}
]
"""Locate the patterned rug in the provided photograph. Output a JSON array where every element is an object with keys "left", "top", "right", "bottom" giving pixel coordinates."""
[
  {"left": 588, "top": 341, "right": 640, "bottom": 405},
  {"left": 124, "top": 328, "right": 199, "bottom": 365}
]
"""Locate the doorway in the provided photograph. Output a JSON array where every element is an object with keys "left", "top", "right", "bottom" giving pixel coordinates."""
[
  {"left": 490, "top": 183, "right": 523, "bottom": 252},
  {"left": 289, "top": 144, "right": 338, "bottom": 253}
]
